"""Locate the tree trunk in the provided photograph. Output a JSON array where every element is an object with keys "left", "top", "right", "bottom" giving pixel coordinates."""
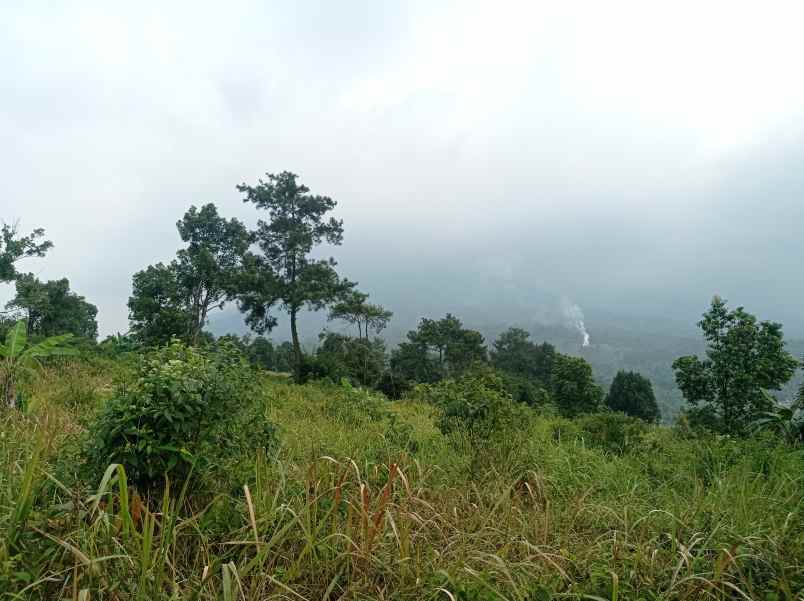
[
  {"left": 290, "top": 307, "right": 303, "bottom": 383},
  {"left": 194, "top": 301, "right": 209, "bottom": 347}
]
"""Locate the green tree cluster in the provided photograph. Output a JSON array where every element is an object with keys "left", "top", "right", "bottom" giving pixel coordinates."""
[
  {"left": 389, "top": 314, "right": 486, "bottom": 388},
  {"left": 128, "top": 204, "right": 250, "bottom": 346},
  {"left": 7, "top": 274, "right": 98, "bottom": 340},
  {"left": 605, "top": 370, "right": 660, "bottom": 422}
]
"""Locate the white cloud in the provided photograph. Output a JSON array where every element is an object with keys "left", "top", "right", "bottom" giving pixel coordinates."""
[{"left": 2, "top": 0, "right": 804, "bottom": 335}]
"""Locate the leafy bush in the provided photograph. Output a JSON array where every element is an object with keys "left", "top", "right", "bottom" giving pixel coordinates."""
[
  {"left": 324, "top": 379, "right": 389, "bottom": 425},
  {"left": 676, "top": 404, "right": 722, "bottom": 435},
  {"left": 417, "top": 368, "right": 518, "bottom": 451},
  {"left": 84, "top": 339, "right": 270, "bottom": 488},
  {"left": 575, "top": 412, "right": 650, "bottom": 454},
  {"left": 375, "top": 368, "right": 413, "bottom": 399}
]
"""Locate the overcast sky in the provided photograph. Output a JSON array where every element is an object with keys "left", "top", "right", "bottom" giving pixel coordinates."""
[{"left": 3, "top": 1, "right": 804, "bottom": 339}]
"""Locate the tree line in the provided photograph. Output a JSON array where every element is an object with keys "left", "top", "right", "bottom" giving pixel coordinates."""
[{"left": 2, "top": 171, "right": 802, "bottom": 437}]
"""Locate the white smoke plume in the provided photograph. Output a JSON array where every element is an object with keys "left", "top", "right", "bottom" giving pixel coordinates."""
[{"left": 561, "top": 298, "right": 590, "bottom": 347}]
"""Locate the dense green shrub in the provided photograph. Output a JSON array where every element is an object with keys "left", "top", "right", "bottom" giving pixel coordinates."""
[
  {"left": 84, "top": 340, "right": 271, "bottom": 488},
  {"left": 324, "top": 378, "right": 389, "bottom": 425},
  {"left": 575, "top": 411, "right": 650, "bottom": 454},
  {"left": 417, "top": 368, "right": 518, "bottom": 450}
]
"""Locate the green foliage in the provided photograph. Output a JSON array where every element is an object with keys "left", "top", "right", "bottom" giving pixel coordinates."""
[
  {"left": 271, "top": 340, "right": 294, "bottom": 372},
  {"left": 499, "top": 371, "right": 550, "bottom": 407},
  {"left": 550, "top": 353, "right": 603, "bottom": 417},
  {"left": 575, "top": 412, "right": 650, "bottom": 454},
  {"left": 213, "top": 334, "right": 294, "bottom": 375},
  {"left": 388, "top": 339, "right": 441, "bottom": 387},
  {"left": 0, "top": 223, "right": 52, "bottom": 283},
  {"left": 315, "top": 331, "right": 387, "bottom": 387},
  {"left": 383, "top": 412, "right": 419, "bottom": 454},
  {"left": 605, "top": 370, "right": 660, "bottom": 422},
  {"left": 673, "top": 296, "right": 798, "bottom": 434},
  {"left": 491, "top": 327, "right": 555, "bottom": 387},
  {"left": 391, "top": 313, "right": 487, "bottom": 386},
  {"left": 84, "top": 340, "right": 269, "bottom": 488},
  {"left": 324, "top": 378, "right": 389, "bottom": 425},
  {"left": 328, "top": 290, "right": 393, "bottom": 339},
  {"left": 128, "top": 204, "right": 249, "bottom": 346},
  {"left": 752, "top": 397, "right": 804, "bottom": 445},
  {"left": 237, "top": 171, "right": 356, "bottom": 382},
  {"left": 6, "top": 273, "right": 98, "bottom": 340},
  {"left": 175, "top": 203, "right": 251, "bottom": 344},
  {"left": 419, "top": 368, "right": 516, "bottom": 449},
  {"left": 1, "top": 360, "right": 804, "bottom": 599},
  {"left": 97, "top": 332, "right": 140, "bottom": 358},
  {"left": 244, "top": 335, "right": 274, "bottom": 369},
  {"left": 128, "top": 262, "right": 193, "bottom": 346},
  {"left": 0, "top": 320, "right": 78, "bottom": 409}
]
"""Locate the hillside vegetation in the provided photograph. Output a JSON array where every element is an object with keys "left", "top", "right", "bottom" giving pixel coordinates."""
[
  {"left": 3, "top": 175, "right": 803, "bottom": 599},
  {"left": 1, "top": 357, "right": 802, "bottom": 600}
]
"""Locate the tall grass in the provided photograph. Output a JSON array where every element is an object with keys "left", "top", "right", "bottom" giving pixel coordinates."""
[{"left": 0, "top": 364, "right": 801, "bottom": 599}]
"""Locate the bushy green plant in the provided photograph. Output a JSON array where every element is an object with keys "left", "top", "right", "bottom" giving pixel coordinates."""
[
  {"left": 84, "top": 339, "right": 266, "bottom": 488},
  {"left": 324, "top": 378, "right": 389, "bottom": 425},
  {"left": 418, "top": 368, "right": 517, "bottom": 451},
  {"left": 575, "top": 411, "right": 650, "bottom": 454},
  {"left": 673, "top": 297, "right": 797, "bottom": 434}
]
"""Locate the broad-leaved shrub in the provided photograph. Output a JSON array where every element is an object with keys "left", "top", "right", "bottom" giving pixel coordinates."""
[{"left": 85, "top": 340, "right": 272, "bottom": 488}]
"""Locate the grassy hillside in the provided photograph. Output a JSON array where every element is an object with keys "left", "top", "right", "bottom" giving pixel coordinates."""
[{"left": 1, "top": 358, "right": 802, "bottom": 599}]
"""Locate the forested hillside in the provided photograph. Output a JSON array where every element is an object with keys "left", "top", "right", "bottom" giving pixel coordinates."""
[{"left": 211, "top": 308, "right": 804, "bottom": 421}]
